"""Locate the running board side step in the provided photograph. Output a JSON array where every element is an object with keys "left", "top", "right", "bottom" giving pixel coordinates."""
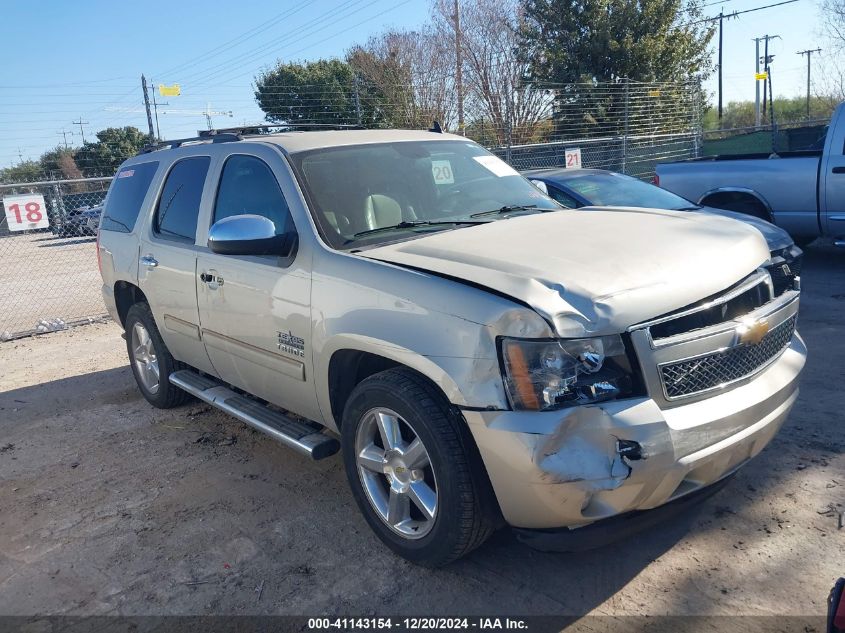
[{"left": 169, "top": 369, "right": 339, "bottom": 460}]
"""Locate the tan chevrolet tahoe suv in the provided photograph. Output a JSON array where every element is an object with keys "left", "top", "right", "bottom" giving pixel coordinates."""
[{"left": 97, "top": 127, "right": 806, "bottom": 566}]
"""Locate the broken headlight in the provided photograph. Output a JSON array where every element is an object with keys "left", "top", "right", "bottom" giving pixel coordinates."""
[{"left": 500, "top": 335, "right": 635, "bottom": 411}]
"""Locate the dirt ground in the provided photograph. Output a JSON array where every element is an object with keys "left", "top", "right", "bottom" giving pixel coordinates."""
[
  {"left": 0, "top": 232, "right": 105, "bottom": 338},
  {"left": 0, "top": 243, "right": 843, "bottom": 627}
]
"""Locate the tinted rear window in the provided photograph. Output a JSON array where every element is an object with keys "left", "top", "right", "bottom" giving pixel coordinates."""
[
  {"left": 154, "top": 157, "right": 210, "bottom": 242},
  {"left": 101, "top": 161, "right": 159, "bottom": 233}
]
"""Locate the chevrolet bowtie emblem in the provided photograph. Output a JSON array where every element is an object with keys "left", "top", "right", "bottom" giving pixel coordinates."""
[{"left": 736, "top": 319, "right": 770, "bottom": 346}]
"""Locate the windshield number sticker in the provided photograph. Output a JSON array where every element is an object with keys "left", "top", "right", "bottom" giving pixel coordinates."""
[
  {"left": 473, "top": 155, "right": 519, "bottom": 177},
  {"left": 431, "top": 160, "right": 454, "bottom": 184},
  {"left": 565, "top": 148, "right": 582, "bottom": 169}
]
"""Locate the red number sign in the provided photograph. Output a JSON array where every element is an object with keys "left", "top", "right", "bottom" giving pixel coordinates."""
[{"left": 3, "top": 194, "right": 49, "bottom": 231}]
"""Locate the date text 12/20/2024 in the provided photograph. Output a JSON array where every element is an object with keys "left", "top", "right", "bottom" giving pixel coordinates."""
[{"left": 307, "top": 618, "right": 529, "bottom": 630}]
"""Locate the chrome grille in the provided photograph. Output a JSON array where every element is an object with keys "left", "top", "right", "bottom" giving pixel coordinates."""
[{"left": 659, "top": 315, "right": 797, "bottom": 399}]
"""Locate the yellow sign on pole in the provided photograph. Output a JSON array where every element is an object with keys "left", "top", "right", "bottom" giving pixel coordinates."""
[
  {"left": 158, "top": 84, "right": 181, "bottom": 97},
  {"left": 755, "top": 72, "right": 768, "bottom": 81}
]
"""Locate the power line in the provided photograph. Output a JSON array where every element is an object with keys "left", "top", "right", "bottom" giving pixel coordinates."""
[{"left": 687, "top": 0, "right": 801, "bottom": 25}]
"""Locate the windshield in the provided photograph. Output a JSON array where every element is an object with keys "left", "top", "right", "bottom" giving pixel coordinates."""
[
  {"left": 563, "top": 172, "right": 696, "bottom": 210},
  {"left": 289, "top": 140, "right": 560, "bottom": 249}
]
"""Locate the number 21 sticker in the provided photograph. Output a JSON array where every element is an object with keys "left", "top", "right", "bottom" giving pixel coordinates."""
[{"left": 2, "top": 194, "right": 49, "bottom": 231}]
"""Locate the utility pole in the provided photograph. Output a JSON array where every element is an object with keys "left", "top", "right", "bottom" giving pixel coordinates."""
[
  {"left": 141, "top": 74, "right": 155, "bottom": 139},
  {"left": 452, "top": 0, "right": 464, "bottom": 134},
  {"left": 759, "top": 34, "right": 779, "bottom": 118},
  {"left": 797, "top": 48, "right": 822, "bottom": 120},
  {"left": 150, "top": 80, "right": 162, "bottom": 140},
  {"left": 56, "top": 129, "right": 73, "bottom": 150},
  {"left": 353, "top": 73, "right": 363, "bottom": 126},
  {"left": 72, "top": 117, "right": 89, "bottom": 144},
  {"left": 753, "top": 37, "right": 762, "bottom": 127},
  {"left": 718, "top": 11, "right": 724, "bottom": 121}
]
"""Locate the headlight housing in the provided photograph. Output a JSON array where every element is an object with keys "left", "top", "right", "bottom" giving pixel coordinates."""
[{"left": 500, "top": 335, "right": 635, "bottom": 411}]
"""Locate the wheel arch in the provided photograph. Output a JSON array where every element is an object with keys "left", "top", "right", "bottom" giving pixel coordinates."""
[
  {"left": 322, "top": 338, "right": 473, "bottom": 431},
  {"left": 113, "top": 281, "right": 148, "bottom": 327},
  {"left": 698, "top": 187, "right": 775, "bottom": 223}
]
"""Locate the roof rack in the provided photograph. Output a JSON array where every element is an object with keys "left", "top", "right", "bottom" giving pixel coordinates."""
[
  {"left": 138, "top": 123, "right": 381, "bottom": 154},
  {"left": 139, "top": 130, "right": 242, "bottom": 154},
  {"left": 198, "top": 123, "right": 365, "bottom": 136}
]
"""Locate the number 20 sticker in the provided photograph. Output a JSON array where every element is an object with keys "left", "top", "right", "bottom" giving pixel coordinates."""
[
  {"left": 431, "top": 160, "right": 455, "bottom": 184},
  {"left": 2, "top": 194, "right": 49, "bottom": 231}
]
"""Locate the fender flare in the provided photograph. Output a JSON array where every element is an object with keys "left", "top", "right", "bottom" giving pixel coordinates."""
[{"left": 316, "top": 334, "right": 503, "bottom": 431}]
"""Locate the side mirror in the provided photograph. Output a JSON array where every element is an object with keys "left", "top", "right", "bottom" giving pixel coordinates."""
[{"left": 208, "top": 214, "right": 296, "bottom": 257}]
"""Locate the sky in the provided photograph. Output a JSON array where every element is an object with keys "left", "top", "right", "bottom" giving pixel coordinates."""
[{"left": 0, "top": 0, "right": 831, "bottom": 169}]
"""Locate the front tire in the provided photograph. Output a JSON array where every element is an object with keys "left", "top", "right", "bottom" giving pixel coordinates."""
[
  {"left": 341, "top": 368, "right": 498, "bottom": 566},
  {"left": 124, "top": 302, "right": 189, "bottom": 409}
]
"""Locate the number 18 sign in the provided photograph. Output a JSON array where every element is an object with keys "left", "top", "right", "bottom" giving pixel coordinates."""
[{"left": 3, "top": 194, "right": 49, "bottom": 231}]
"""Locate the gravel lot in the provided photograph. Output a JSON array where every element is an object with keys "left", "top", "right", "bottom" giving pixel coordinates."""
[
  {"left": 0, "top": 243, "right": 842, "bottom": 627},
  {"left": 0, "top": 232, "right": 105, "bottom": 338}
]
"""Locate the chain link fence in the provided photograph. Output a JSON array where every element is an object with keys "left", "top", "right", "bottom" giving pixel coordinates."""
[
  {"left": 0, "top": 177, "right": 111, "bottom": 340},
  {"left": 0, "top": 79, "right": 701, "bottom": 342}
]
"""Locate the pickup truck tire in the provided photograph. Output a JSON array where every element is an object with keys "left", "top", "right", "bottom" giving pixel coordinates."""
[
  {"left": 341, "top": 367, "right": 497, "bottom": 567},
  {"left": 124, "top": 302, "right": 190, "bottom": 409}
]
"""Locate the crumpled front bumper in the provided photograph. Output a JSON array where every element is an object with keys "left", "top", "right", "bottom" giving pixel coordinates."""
[{"left": 463, "top": 333, "right": 806, "bottom": 531}]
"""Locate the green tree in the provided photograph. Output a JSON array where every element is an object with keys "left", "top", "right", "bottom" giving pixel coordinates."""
[
  {"left": 39, "top": 146, "right": 83, "bottom": 180},
  {"left": 0, "top": 160, "right": 43, "bottom": 184},
  {"left": 702, "top": 96, "right": 838, "bottom": 130},
  {"left": 520, "top": 0, "right": 714, "bottom": 137},
  {"left": 255, "top": 59, "right": 388, "bottom": 127},
  {"left": 74, "top": 127, "right": 152, "bottom": 177}
]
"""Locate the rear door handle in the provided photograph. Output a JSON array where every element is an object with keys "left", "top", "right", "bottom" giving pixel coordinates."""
[
  {"left": 832, "top": 166, "right": 845, "bottom": 174},
  {"left": 140, "top": 255, "right": 158, "bottom": 268}
]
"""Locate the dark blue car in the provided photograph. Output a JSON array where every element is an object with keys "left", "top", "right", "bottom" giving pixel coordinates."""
[{"left": 522, "top": 167, "right": 803, "bottom": 295}]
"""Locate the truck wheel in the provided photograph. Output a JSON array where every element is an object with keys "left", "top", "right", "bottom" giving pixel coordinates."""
[
  {"left": 124, "top": 302, "right": 189, "bottom": 409},
  {"left": 341, "top": 367, "right": 497, "bottom": 566}
]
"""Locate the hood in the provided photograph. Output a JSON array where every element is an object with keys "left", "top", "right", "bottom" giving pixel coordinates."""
[
  {"left": 696, "top": 206, "right": 793, "bottom": 252},
  {"left": 362, "top": 208, "right": 771, "bottom": 337}
]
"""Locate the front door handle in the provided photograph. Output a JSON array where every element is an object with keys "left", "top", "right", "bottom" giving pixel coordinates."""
[
  {"left": 140, "top": 255, "right": 158, "bottom": 268},
  {"left": 832, "top": 166, "right": 845, "bottom": 174},
  {"left": 200, "top": 270, "right": 224, "bottom": 289}
]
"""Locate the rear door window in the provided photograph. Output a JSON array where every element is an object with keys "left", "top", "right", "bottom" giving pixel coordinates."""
[
  {"left": 101, "top": 161, "right": 159, "bottom": 233},
  {"left": 154, "top": 157, "right": 210, "bottom": 242}
]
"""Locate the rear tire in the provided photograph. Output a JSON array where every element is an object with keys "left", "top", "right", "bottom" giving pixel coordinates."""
[
  {"left": 124, "top": 302, "right": 190, "bottom": 409},
  {"left": 340, "top": 367, "right": 498, "bottom": 567}
]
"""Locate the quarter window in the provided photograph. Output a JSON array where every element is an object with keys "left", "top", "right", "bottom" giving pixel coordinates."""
[
  {"left": 213, "top": 155, "right": 293, "bottom": 235},
  {"left": 101, "top": 161, "right": 159, "bottom": 233},
  {"left": 154, "top": 156, "right": 210, "bottom": 242}
]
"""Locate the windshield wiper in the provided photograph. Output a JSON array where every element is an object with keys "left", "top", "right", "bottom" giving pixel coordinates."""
[
  {"left": 470, "top": 204, "right": 538, "bottom": 218},
  {"left": 674, "top": 206, "right": 702, "bottom": 211},
  {"left": 352, "top": 220, "right": 484, "bottom": 238}
]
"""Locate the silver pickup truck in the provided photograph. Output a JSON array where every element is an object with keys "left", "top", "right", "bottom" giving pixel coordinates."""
[
  {"left": 656, "top": 101, "right": 845, "bottom": 246},
  {"left": 97, "top": 128, "right": 806, "bottom": 566}
]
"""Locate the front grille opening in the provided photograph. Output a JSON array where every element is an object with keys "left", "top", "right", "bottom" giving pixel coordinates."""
[
  {"left": 659, "top": 314, "right": 796, "bottom": 398},
  {"left": 766, "top": 251, "right": 803, "bottom": 297},
  {"left": 650, "top": 280, "right": 771, "bottom": 340}
]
